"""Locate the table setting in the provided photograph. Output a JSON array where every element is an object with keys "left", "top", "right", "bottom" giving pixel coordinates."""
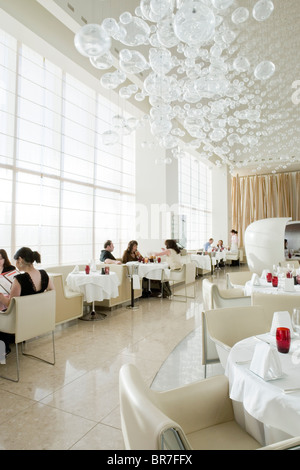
[
  {"left": 225, "top": 309, "right": 300, "bottom": 445},
  {"left": 244, "top": 266, "right": 300, "bottom": 296},
  {"left": 66, "top": 266, "right": 120, "bottom": 320}
]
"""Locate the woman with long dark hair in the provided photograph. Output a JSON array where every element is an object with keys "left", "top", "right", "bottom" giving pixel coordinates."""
[
  {"left": 122, "top": 240, "right": 142, "bottom": 263},
  {"left": 153, "top": 239, "right": 182, "bottom": 270},
  {"left": 0, "top": 249, "right": 15, "bottom": 274},
  {"left": 0, "top": 247, "right": 55, "bottom": 354}
]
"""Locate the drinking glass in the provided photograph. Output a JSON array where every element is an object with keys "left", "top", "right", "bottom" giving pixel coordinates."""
[
  {"left": 272, "top": 275, "right": 278, "bottom": 287},
  {"left": 276, "top": 327, "right": 291, "bottom": 353},
  {"left": 292, "top": 308, "right": 300, "bottom": 337},
  {"left": 286, "top": 263, "right": 293, "bottom": 278},
  {"left": 266, "top": 272, "right": 272, "bottom": 283}
]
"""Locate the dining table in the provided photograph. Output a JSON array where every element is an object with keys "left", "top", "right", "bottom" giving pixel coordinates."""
[
  {"left": 225, "top": 333, "right": 300, "bottom": 446},
  {"left": 190, "top": 254, "right": 213, "bottom": 274},
  {"left": 244, "top": 277, "right": 300, "bottom": 297},
  {"left": 66, "top": 270, "right": 120, "bottom": 321},
  {"left": 125, "top": 261, "right": 170, "bottom": 309}
]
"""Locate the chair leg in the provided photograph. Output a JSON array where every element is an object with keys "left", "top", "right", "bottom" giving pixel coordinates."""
[
  {"left": 0, "top": 343, "right": 20, "bottom": 382},
  {"left": 0, "top": 332, "right": 55, "bottom": 383},
  {"left": 21, "top": 331, "right": 56, "bottom": 366}
]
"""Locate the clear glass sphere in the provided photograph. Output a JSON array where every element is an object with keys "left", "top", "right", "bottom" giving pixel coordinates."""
[
  {"left": 149, "top": 48, "right": 173, "bottom": 75},
  {"left": 233, "top": 56, "right": 250, "bottom": 73},
  {"left": 119, "top": 49, "right": 148, "bottom": 74},
  {"left": 254, "top": 61, "right": 275, "bottom": 80},
  {"left": 89, "top": 51, "right": 113, "bottom": 69},
  {"left": 74, "top": 24, "right": 111, "bottom": 57},
  {"left": 101, "top": 18, "right": 120, "bottom": 37},
  {"left": 253, "top": 0, "right": 274, "bottom": 21},
  {"left": 173, "top": 1, "right": 215, "bottom": 45},
  {"left": 231, "top": 7, "right": 249, "bottom": 24},
  {"left": 157, "top": 16, "right": 180, "bottom": 48},
  {"left": 117, "top": 16, "right": 150, "bottom": 46},
  {"left": 211, "top": 0, "right": 235, "bottom": 10},
  {"left": 102, "top": 130, "right": 119, "bottom": 145}
]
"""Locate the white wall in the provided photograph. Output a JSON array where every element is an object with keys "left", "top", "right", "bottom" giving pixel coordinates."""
[
  {"left": 211, "top": 165, "right": 231, "bottom": 248},
  {"left": 135, "top": 123, "right": 169, "bottom": 255}
]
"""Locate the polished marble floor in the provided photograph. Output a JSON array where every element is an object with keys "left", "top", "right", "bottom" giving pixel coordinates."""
[{"left": 0, "top": 265, "right": 244, "bottom": 450}]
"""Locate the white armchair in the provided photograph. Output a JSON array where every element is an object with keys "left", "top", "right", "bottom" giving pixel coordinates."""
[
  {"left": 0, "top": 290, "right": 56, "bottom": 382},
  {"left": 119, "top": 364, "right": 260, "bottom": 450},
  {"left": 203, "top": 306, "right": 270, "bottom": 370},
  {"left": 226, "top": 271, "right": 253, "bottom": 289},
  {"left": 163, "top": 263, "right": 196, "bottom": 301}
]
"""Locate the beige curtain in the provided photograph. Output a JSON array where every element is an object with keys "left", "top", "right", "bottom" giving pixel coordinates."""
[{"left": 231, "top": 171, "right": 300, "bottom": 248}]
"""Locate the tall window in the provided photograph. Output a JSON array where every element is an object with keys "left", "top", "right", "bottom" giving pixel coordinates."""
[
  {"left": 178, "top": 153, "right": 212, "bottom": 249},
  {"left": 0, "top": 29, "right": 136, "bottom": 265}
]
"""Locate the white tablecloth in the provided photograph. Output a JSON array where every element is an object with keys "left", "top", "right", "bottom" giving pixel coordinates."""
[
  {"left": 66, "top": 271, "right": 120, "bottom": 303},
  {"left": 126, "top": 262, "right": 170, "bottom": 281},
  {"left": 190, "top": 254, "right": 212, "bottom": 271},
  {"left": 226, "top": 335, "right": 300, "bottom": 445},
  {"left": 244, "top": 278, "right": 300, "bottom": 296}
]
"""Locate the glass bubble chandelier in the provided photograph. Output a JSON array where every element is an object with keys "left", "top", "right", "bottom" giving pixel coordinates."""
[{"left": 73, "top": 0, "right": 295, "bottom": 174}]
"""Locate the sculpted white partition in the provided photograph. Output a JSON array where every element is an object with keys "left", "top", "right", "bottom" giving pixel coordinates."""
[{"left": 245, "top": 217, "right": 291, "bottom": 274}]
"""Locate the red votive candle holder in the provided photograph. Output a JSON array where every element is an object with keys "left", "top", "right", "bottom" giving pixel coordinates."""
[{"left": 276, "top": 327, "right": 291, "bottom": 353}]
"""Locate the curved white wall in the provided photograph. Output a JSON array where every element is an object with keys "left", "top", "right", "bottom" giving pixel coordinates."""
[{"left": 245, "top": 217, "right": 291, "bottom": 274}]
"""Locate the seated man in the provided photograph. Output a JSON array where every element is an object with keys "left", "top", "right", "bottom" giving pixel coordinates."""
[
  {"left": 203, "top": 238, "right": 214, "bottom": 253},
  {"left": 100, "top": 240, "right": 121, "bottom": 265}
]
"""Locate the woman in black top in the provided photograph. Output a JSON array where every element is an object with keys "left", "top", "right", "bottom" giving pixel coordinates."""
[
  {"left": 0, "top": 249, "right": 15, "bottom": 274},
  {"left": 0, "top": 247, "right": 55, "bottom": 354}
]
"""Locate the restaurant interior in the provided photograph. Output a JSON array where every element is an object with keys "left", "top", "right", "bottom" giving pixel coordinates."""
[{"left": 0, "top": 0, "right": 300, "bottom": 451}]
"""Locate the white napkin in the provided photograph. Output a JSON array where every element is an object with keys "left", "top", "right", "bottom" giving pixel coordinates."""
[
  {"left": 132, "top": 274, "right": 140, "bottom": 290},
  {"left": 250, "top": 273, "right": 260, "bottom": 286},
  {"left": 250, "top": 342, "right": 282, "bottom": 380},
  {"left": 71, "top": 265, "right": 79, "bottom": 273},
  {"left": 270, "top": 311, "right": 294, "bottom": 338},
  {"left": 284, "top": 278, "right": 295, "bottom": 292},
  {"left": 260, "top": 269, "right": 269, "bottom": 280}
]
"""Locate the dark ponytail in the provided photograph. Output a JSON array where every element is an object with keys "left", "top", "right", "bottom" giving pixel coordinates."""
[{"left": 14, "top": 247, "right": 41, "bottom": 264}]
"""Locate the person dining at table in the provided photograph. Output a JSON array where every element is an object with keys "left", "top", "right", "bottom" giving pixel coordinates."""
[
  {"left": 0, "top": 249, "right": 16, "bottom": 274},
  {"left": 152, "top": 240, "right": 182, "bottom": 298},
  {"left": 0, "top": 246, "right": 55, "bottom": 355},
  {"left": 122, "top": 240, "right": 142, "bottom": 264},
  {"left": 100, "top": 240, "right": 121, "bottom": 265}
]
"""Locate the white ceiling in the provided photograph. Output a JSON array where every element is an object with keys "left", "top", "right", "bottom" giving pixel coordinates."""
[{"left": 39, "top": 0, "right": 300, "bottom": 176}]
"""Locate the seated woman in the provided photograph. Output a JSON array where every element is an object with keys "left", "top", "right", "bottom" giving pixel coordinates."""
[
  {"left": 153, "top": 240, "right": 182, "bottom": 297},
  {"left": 122, "top": 240, "right": 142, "bottom": 264},
  {"left": 0, "top": 247, "right": 55, "bottom": 355},
  {"left": 153, "top": 239, "right": 182, "bottom": 270},
  {"left": 0, "top": 249, "right": 16, "bottom": 274}
]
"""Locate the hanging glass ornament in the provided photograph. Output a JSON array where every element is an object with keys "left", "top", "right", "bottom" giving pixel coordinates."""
[
  {"left": 173, "top": 1, "right": 216, "bottom": 45},
  {"left": 211, "top": 0, "right": 235, "bottom": 10},
  {"left": 89, "top": 51, "right": 113, "bottom": 69},
  {"left": 254, "top": 61, "right": 275, "bottom": 80},
  {"left": 252, "top": 0, "right": 274, "bottom": 21},
  {"left": 102, "top": 130, "right": 120, "bottom": 145},
  {"left": 74, "top": 24, "right": 111, "bottom": 57},
  {"left": 231, "top": 7, "right": 249, "bottom": 24}
]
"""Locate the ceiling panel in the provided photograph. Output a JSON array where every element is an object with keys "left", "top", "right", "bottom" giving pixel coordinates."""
[{"left": 42, "top": 0, "right": 299, "bottom": 175}]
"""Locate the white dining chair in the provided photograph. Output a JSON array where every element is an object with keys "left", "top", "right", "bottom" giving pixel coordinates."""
[
  {"left": 162, "top": 263, "right": 196, "bottom": 301},
  {"left": 119, "top": 364, "right": 260, "bottom": 450},
  {"left": 226, "top": 271, "right": 253, "bottom": 289},
  {"left": 203, "top": 306, "right": 270, "bottom": 370},
  {"left": 0, "top": 290, "right": 56, "bottom": 382}
]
